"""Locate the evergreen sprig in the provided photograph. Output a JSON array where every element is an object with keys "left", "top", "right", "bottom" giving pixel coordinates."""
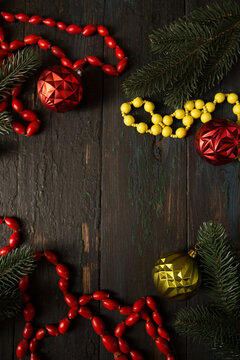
[
  {"left": 0, "top": 47, "right": 40, "bottom": 101},
  {"left": 0, "top": 111, "right": 13, "bottom": 134},
  {"left": 175, "top": 222, "right": 240, "bottom": 360},
  {"left": 0, "top": 246, "right": 36, "bottom": 320},
  {"left": 176, "top": 305, "right": 240, "bottom": 359},
  {"left": 123, "top": 1, "right": 240, "bottom": 108},
  {"left": 0, "top": 288, "right": 22, "bottom": 320},
  {"left": 0, "top": 47, "right": 40, "bottom": 134}
]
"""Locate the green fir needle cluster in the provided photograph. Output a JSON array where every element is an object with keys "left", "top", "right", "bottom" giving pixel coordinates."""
[
  {"left": 0, "top": 246, "right": 35, "bottom": 321},
  {"left": 175, "top": 222, "right": 240, "bottom": 360},
  {"left": 123, "top": 1, "right": 240, "bottom": 108},
  {"left": 0, "top": 47, "right": 40, "bottom": 135}
]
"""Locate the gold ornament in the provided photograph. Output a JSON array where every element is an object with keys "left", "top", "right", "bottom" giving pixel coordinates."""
[{"left": 152, "top": 250, "right": 201, "bottom": 300}]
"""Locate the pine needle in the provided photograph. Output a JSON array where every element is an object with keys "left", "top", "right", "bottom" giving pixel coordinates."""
[
  {"left": 0, "top": 111, "right": 13, "bottom": 134},
  {"left": 0, "top": 246, "right": 36, "bottom": 293},
  {"left": 123, "top": 1, "right": 240, "bottom": 108},
  {"left": 0, "top": 47, "right": 40, "bottom": 101},
  {"left": 197, "top": 222, "right": 240, "bottom": 317},
  {"left": 175, "top": 222, "right": 240, "bottom": 360}
]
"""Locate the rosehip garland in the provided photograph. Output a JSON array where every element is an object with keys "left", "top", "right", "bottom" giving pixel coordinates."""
[
  {"left": 0, "top": 217, "right": 174, "bottom": 360},
  {"left": 0, "top": 11, "right": 128, "bottom": 136},
  {"left": 0, "top": 216, "right": 21, "bottom": 255}
]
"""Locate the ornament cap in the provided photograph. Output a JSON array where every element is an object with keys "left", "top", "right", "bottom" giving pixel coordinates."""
[{"left": 188, "top": 249, "right": 197, "bottom": 258}]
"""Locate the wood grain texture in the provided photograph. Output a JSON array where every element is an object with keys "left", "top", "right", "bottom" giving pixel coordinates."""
[{"left": 0, "top": 0, "right": 239, "bottom": 359}]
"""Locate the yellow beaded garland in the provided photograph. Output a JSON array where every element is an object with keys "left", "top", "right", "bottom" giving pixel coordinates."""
[{"left": 120, "top": 93, "right": 240, "bottom": 140}]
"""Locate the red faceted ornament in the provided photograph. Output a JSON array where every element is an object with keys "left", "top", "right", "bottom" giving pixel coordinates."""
[
  {"left": 195, "top": 118, "right": 240, "bottom": 165},
  {"left": 37, "top": 65, "right": 83, "bottom": 112}
]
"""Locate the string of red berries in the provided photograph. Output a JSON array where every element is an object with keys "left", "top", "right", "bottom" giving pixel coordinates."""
[
  {"left": 0, "top": 218, "right": 174, "bottom": 360},
  {"left": 0, "top": 217, "right": 21, "bottom": 254},
  {"left": 0, "top": 11, "right": 128, "bottom": 137},
  {"left": 0, "top": 11, "right": 128, "bottom": 75}
]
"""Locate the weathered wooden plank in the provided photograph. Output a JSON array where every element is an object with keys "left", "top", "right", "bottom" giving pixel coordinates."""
[
  {"left": 100, "top": 1, "right": 188, "bottom": 359},
  {"left": 0, "top": 0, "right": 103, "bottom": 358},
  {"left": 185, "top": 1, "right": 240, "bottom": 360},
  {"left": 0, "top": 1, "right": 239, "bottom": 360}
]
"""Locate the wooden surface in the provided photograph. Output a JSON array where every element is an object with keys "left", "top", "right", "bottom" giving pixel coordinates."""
[{"left": 0, "top": 0, "right": 239, "bottom": 359}]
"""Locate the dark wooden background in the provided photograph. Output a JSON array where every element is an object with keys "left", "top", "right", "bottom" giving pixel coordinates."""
[{"left": 0, "top": 0, "right": 240, "bottom": 359}]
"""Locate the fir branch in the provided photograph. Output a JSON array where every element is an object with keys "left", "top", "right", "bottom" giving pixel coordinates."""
[
  {"left": 0, "top": 111, "right": 13, "bottom": 135},
  {"left": 0, "top": 246, "right": 36, "bottom": 293},
  {"left": 187, "top": 1, "right": 240, "bottom": 25},
  {"left": 149, "top": 19, "right": 215, "bottom": 55},
  {"left": 0, "top": 47, "right": 40, "bottom": 101},
  {"left": 122, "top": 49, "right": 207, "bottom": 99},
  {"left": 176, "top": 305, "right": 240, "bottom": 359},
  {"left": 0, "top": 288, "right": 22, "bottom": 320},
  {"left": 123, "top": 1, "right": 240, "bottom": 107},
  {"left": 196, "top": 31, "right": 240, "bottom": 96},
  {"left": 197, "top": 222, "right": 240, "bottom": 317}
]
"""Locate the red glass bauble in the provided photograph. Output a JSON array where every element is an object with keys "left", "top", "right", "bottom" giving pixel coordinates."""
[
  {"left": 37, "top": 65, "right": 83, "bottom": 113},
  {"left": 195, "top": 118, "right": 240, "bottom": 165}
]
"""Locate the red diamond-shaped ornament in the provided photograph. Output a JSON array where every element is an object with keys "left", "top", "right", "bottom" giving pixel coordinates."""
[
  {"left": 37, "top": 65, "right": 83, "bottom": 113},
  {"left": 194, "top": 118, "right": 240, "bottom": 165}
]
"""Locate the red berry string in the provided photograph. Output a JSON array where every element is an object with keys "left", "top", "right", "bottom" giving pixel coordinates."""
[
  {"left": 0, "top": 217, "right": 21, "bottom": 255},
  {"left": 0, "top": 12, "right": 128, "bottom": 137},
  {"left": 0, "top": 218, "right": 174, "bottom": 360}
]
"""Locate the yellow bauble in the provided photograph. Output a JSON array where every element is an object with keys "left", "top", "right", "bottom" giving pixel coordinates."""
[
  {"left": 151, "top": 114, "right": 162, "bottom": 124},
  {"left": 162, "top": 126, "right": 172, "bottom": 137},
  {"left": 163, "top": 115, "right": 173, "bottom": 126},
  {"left": 132, "top": 97, "right": 144, "bottom": 108},
  {"left": 152, "top": 251, "right": 201, "bottom": 300},
  {"left": 124, "top": 115, "right": 135, "bottom": 126},
  {"left": 176, "top": 127, "right": 187, "bottom": 138},
  {"left": 200, "top": 112, "right": 212, "bottom": 123},
  {"left": 190, "top": 109, "right": 201, "bottom": 119},
  {"left": 182, "top": 115, "right": 194, "bottom": 126},
  {"left": 184, "top": 100, "right": 195, "bottom": 111},
  {"left": 151, "top": 124, "right": 162, "bottom": 135},
  {"left": 137, "top": 122, "right": 148, "bottom": 134},
  {"left": 227, "top": 93, "right": 238, "bottom": 104},
  {"left": 175, "top": 109, "right": 185, "bottom": 119},
  {"left": 214, "top": 93, "right": 225, "bottom": 103},
  {"left": 144, "top": 101, "right": 155, "bottom": 112},
  {"left": 233, "top": 104, "right": 240, "bottom": 114},
  {"left": 120, "top": 102, "right": 131, "bottom": 113},
  {"left": 205, "top": 102, "right": 215, "bottom": 112},
  {"left": 195, "top": 99, "right": 205, "bottom": 109}
]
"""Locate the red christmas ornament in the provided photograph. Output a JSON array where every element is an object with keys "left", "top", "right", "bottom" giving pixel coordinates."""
[
  {"left": 37, "top": 65, "right": 83, "bottom": 112},
  {"left": 194, "top": 118, "right": 240, "bottom": 165}
]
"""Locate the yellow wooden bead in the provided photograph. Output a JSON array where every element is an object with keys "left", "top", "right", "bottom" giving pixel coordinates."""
[
  {"left": 233, "top": 104, "right": 240, "bottom": 114},
  {"left": 132, "top": 97, "right": 144, "bottom": 108},
  {"left": 137, "top": 122, "right": 148, "bottom": 133},
  {"left": 214, "top": 93, "right": 225, "bottom": 103},
  {"left": 151, "top": 114, "right": 162, "bottom": 124},
  {"left": 151, "top": 124, "right": 162, "bottom": 135},
  {"left": 176, "top": 127, "right": 187, "bottom": 138},
  {"left": 205, "top": 102, "right": 215, "bottom": 112},
  {"left": 124, "top": 115, "right": 135, "bottom": 126},
  {"left": 237, "top": 120, "right": 240, "bottom": 126},
  {"left": 191, "top": 109, "right": 201, "bottom": 119},
  {"left": 163, "top": 115, "right": 173, "bottom": 125},
  {"left": 184, "top": 100, "right": 195, "bottom": 111},
  {"left": 195, "top": 99, "right": 205, "bottom": 109},
  {"left": 182, "top": 115, "right": 194, "bottom": 126},
  {"left": 201, "top": 112, "right": 212, "bottom": 123},
  {"left": 120, "top": 102, "right": 131, "bottom": 113},
  {"left": 227, "top": 93, "right": 238, "bottom": 104},
  {"left": 175, "top": 109, "right": 185, "bottom": 119},
  {"left": 144, "top": 101, "right": 155, "bottom": 112},
  {"left": 162, "top": 126, "right": 172, "bottom": 137}
]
